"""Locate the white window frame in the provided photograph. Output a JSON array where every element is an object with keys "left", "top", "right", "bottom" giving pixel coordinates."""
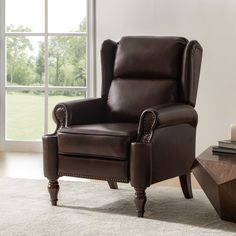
[{"left": 0, "top": 0, "right": 96, "bottom": 152}]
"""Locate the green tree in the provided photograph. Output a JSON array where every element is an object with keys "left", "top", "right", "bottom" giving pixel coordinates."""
[
  {"left": 48, "top": 36, "right": 70, "bottom": 86},
  {"left": 48, "top": 18, "right": 87, "bottom": 91},
  {"left": 35, "top": 42, "right": 45, "bottom": 85},
  {"left": 7, "top": 25, "right": 35, "bottom": 85}
]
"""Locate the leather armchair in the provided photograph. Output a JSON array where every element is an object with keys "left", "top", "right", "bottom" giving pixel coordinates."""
[{"left": 43, "top": 36, "right": 203, "bottom": 217}]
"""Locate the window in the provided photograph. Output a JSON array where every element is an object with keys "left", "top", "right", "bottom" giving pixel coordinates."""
[{"left": 0, "top": 0, "right": 95, "bottom": 151}]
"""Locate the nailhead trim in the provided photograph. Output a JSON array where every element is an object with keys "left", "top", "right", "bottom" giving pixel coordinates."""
[
  {"left": 54, "top": 105, "right": 67, "bottom": 130},
  {"left": 140, "top": 111, "right": 157, "bottom": 143},
  {"left": 58, "top": 172, "right": 129, "bottom": 183}
]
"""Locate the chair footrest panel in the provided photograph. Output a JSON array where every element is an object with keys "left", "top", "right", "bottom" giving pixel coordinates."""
[{"left": 58, "top": 155, "right": 129, "bottom": 183}]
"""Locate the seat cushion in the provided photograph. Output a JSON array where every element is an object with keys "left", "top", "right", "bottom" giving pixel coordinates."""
[{"left": 57, "top": 123, "right": 138, "bottom": 160}]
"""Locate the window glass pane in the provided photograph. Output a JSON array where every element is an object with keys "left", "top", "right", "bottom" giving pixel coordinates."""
[
  {"left": 48, "top": 91, "right": 86, "bottom": 133},
  {"left": 6, "top": 37, "right": 45, "bottom": 86},
  {"left": 48, "top": 0, "right": 86, "bottom": 33},
  {"left": 6, "top": 91, "right": 44, "bottom": 141},
  {"left": 6, "top": 0, "right": 44, "bottom": 32},
  {"left": 48, "top": 36, "right": 86, "bottom": 87}
]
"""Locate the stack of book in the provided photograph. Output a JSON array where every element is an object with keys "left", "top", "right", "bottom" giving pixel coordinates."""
[{"left": 213, "top": 140, "right": 236, "bottom": 155}]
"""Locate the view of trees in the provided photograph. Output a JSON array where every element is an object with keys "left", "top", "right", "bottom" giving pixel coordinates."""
[{"left": 7, "top": 18, "right": 86, "bottom": 92}]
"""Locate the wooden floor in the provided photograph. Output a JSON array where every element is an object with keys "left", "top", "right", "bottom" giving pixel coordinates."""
[{"left": 0, "top": 151, "right": 200, "bottom": 188}]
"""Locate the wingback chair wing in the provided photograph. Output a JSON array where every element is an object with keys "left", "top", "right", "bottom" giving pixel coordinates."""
[{"left": 43, "top": 36, "right": 203, "bottom": 217}]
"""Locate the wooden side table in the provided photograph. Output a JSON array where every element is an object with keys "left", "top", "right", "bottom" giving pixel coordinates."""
[{"left": 193, "top": 147, "right": 236, "bottom": 223}]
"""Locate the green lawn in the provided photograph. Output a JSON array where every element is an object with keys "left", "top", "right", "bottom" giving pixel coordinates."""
[{"left": 7, "top": 92, "right": 83, "bottom": 141}]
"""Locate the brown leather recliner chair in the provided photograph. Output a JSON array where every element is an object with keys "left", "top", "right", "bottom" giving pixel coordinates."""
[{"left": 43, "top": 36, "right": 203, "bottom": 217}]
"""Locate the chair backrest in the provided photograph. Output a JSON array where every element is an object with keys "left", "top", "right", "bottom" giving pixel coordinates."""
[{"left": 101, "top": 36, "right": 203, "bottom": 122}]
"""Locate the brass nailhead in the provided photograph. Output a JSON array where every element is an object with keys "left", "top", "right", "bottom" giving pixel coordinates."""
[{"left": 58, "top": 172, "right": 128, "bottom": 183}]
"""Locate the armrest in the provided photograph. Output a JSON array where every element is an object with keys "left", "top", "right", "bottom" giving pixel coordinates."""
[
  {"left": 53, "top": 98, "right": 106, "bottom": 131},
  {"left": 137, "top": 104, "right": 198, "bottom": 142}
]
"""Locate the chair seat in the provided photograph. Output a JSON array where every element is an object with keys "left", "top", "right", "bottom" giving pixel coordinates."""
[{"left": 57, "top": 123, "right": 138, "bottom": 160}]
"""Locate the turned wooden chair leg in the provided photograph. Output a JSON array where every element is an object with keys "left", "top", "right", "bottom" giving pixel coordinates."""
[
  {"left": 107, "top": 181, "right": 118, "bottom": 189},
  {"left": 134, "top": 188, "right": 147, "bottom": 217},
  {"left": 179, "top": 173, "right": 193, "bottom": 199},
  {"left": 48, "top": 179, "right": 60, "bottom": 206}
]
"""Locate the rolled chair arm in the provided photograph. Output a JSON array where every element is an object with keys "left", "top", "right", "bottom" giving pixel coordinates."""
[
  {"left": 137, "top": 104, "right": 198, "bottom": 142},
  {"left": 53, "top": 98, "right": 106, "bottom": 132}
]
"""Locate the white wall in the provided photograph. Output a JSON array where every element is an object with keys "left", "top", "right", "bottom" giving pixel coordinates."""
[{"left": 96, "top": 0, "right": 236, "bottom": 154}]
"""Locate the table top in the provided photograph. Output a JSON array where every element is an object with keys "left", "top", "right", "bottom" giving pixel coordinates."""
[{"left": 196, "top": 147, "right": 236, "bottom": 184}]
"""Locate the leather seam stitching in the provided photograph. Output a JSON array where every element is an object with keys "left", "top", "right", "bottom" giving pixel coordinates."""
[
  {"left": 58, "top": 152, "right": 127, "bottom": 160},
  {"left": 58, "top": 131, "right": 135, "bottom": 139},
  {"left": 58, "top": 172, "right": 128, "bottom": 183}
]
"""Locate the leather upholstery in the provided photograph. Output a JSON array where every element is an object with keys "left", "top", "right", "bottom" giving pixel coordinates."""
[
  {"left": 43, "top": 36, "right": 202, "bottom": 182},
  {"left": 130, "top": 143, "right": 152, "bottom": 188},
  {"left": 181, "top": 41, "right": 203, "bottom": 107},
  {"left": 137, "top": 103, "right": 198, "bottom": 142},
  {"left": 43, "top": 36, "right": 203, "bottom": 216},
  {"left": 58, "top": 123, "right": 138, "bottom": 160},
  {"left": 143, "top": 104, "right": 198, "bottom": 128},
  {"left": 43, "top": 134, "right": 58, "bottom": 181},
  {"left": 53, "top": 98, "right": 106, "bottom": 127},
  {"left": 150, "top": 124, "right": 196, "bottom": 183},
  {"left": 101, "top": 40, "right": 117, "bottom": 99},
  {"left": 58, "top": 155, "right": 129, "bottom": 182},
  {"left": 114, "top": 36, "right": 187, "bottom": 79},
  {"left": 130, "top": 124, "right": 196, "bottom": 188},
  {"left": 105, "top": 37, "right": 202, "bottom": 123},
  {"left": 107, "top": 78, "right": 178, "bottom": 122}
]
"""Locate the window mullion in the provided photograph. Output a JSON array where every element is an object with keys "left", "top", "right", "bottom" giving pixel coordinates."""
[
  {"left": 0, "top": 0, "right": 6, "bottom": 150},
  {"left": 87, "top": 0, "right": 96, "bottom": 97},
  {"left": 44, "top": 0, "right": 49, "bottom": 134},
  {"left": 5, "top": 32, "right": 87, "bottom": 37}
]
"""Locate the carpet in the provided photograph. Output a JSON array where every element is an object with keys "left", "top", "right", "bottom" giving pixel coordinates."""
[{"left": 0, "top": 178, "right": 236, "bottom": 236}]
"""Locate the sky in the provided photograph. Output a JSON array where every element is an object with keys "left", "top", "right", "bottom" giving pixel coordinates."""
[{"left": 6, "top": 0, "right": 86, "bottom": 33}]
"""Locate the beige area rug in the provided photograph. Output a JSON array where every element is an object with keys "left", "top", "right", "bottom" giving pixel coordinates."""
[{"left": 0, "top": 178, "right": 236, "bottom": 236}]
